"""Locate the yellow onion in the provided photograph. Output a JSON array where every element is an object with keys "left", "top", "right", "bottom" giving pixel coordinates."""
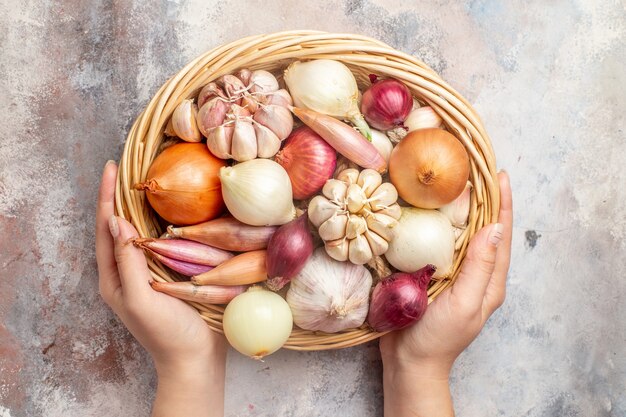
[
  {"left": 389, "top": 128, "right": 470, "bottom": 209},
  {"left": 134, "top": 143, "right": 225, "bottom": 225}
]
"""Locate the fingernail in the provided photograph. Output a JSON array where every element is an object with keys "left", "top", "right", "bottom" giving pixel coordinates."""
[
  {"left": 489, "top": 223, "right": 503, "bottom": 247},
  {"left": 105, "top": 160, "right": 116, "bottom": 167},
  {"left": 108, "top": 215, "right": 119, "bottom": 238}
]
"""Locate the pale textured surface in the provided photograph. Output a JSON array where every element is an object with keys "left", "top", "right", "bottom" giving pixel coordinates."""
[{"left": 1, "top": 1, "right": 624, "bottom": 416}]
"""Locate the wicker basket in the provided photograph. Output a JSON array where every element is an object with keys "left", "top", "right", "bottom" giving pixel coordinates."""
[{"left": 115, "top": 30, "right": 499, "bottom": 351}]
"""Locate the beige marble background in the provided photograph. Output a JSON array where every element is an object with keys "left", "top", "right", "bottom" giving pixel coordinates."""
[{"left": 1, "top": 1, "right": 624, "bottom": 416}]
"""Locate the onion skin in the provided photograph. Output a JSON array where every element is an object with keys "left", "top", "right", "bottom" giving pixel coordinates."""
[
  {"left": 367, "top": 264, "right": 436, "bottom": 332},
  {"left": 389, "top": 128, "right": 470, "bottom": 209},
  {"left": 132, "top": 237, "right": 234, "bottom": 266},
  {"left": 265, "top": 213, "right": 314, "bottom": 291},
  {"left": 167, "top": 217, "right": 277, "bottom": 252},
  {"left": 150, "top": 281, "right": 245, "bottom": 304},
  {"left": 223, "top": 287, "right": 293, "bottom": 359},
  {"left": 275, "top": 126, "right": 337, "bottom": 200},
  {"left": 361, "top": 77, "right": 413, "bottom": 130},
  {"left": 191, "top": 250, "right": 268, "bottom": 286},
  {"left": 134, "top": 143, "right": 226, "bottom": 225},
  {"left": 291, "top": 106, "right": 386, "bottom": 173}
]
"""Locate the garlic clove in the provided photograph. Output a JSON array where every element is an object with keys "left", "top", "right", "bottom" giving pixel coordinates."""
[
  {"left": 345, "top": 215, "right": 367, "bottom": 240},
  {"left": 172, "top": 99, "right": 202, "bottom": 142},
  {"left": 164, "top": 117, "right": 176, "bottom": 136},
  {"left": 322, "top": 179, "right": 348, "bottom": 203},
  {"left": 325, "top": 238, "right": 349, "bottom": 262},
  {"left": 254, "top": 122, "right": 282, "bottom": 158},
  {"left": 206, "top": 125, "right": 234, "bottom": 159},
  {"left": 375, "top": 203, "right": 402, "bottom": 220},
  {"left": 236, "top": 68, "right": 252, "bottom": 86},
  {"left": 364, "top": 230, "right": 389, "bottom": 256},
  {"left": 439, "top": 181, "right": 472, "bottom": 227},
  {"left": 229, "top": 103, "right": 252, "bottom": 118},
  {"left": 253, "top": 104, "right": 293, "bottom": 140},
  {"left": 337, "top": 168, "right": 360, "bottom": 185},
  {"left": 198, "top": 82, "right": 226, "bottom": 108},
  {"left": 266, "top": 89, "right": 293, "bottom": 108},
  {"left": 231, "top": 120, "right": 257, "bottom": 161},
  {"left": 249, "top": 70, "right": 279, "bottom": 94},
  {"left": 368, "top": 183, "right": 399, "bottom": 211},
  {"left": 348, "top": 234, "right": 373, "bottom": 265},
  {"left": 308, "top": 195, "right": 340, "bottom": 227},
  {"left": 318, "top": 214, "right": 348, "bottom": 241},
  {"left": 241, "top": 95, "right": 259, "bottom": 113},
  {"left": 346, "top": 183, "right": 367, "bottom": 213},
  {"left": 220, "top": 74, "right": 246, "bottom": 102},
  {"left": 366, "top": 212, "right": 399, "bottom": 241},
  {"left": 197, "top": 98, "right": 229, "bottom": 137},
  {"left": 404, "top": 106, "right": 443, "bottom": 132},
  {"left": 357, "top": 169, "right": 383, "bottom": 197}
]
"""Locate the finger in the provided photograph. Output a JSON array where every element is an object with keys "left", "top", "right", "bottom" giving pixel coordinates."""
[
  {"left": 95, "top": 161, "right": 122, "bottom": 307},
  {"left": 451, "top": 222, "right": 503, "bottom": 311},
  {"left": 492, "top": 171, "right": 513, "bottom": 288},
  {"left": 110, "top": 215, "right": 153, "bottom": 298},
  {"left": 483, "top": 171, "right": 514, "bottom": 311}
]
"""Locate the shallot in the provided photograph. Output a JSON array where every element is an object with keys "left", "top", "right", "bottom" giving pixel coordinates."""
[
  {"left": 265, "top": 213, "right": 314, "bottom": 291},
  {"left": 367, "top": 264, "right": 436, "bottom": 332}
]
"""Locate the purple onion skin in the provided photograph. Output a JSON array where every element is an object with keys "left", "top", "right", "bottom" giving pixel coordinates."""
[
  {"left": 265, "top": 213, "right": 314, "bottom": 291},
  {"left": 150, "top": 251, "right": 214, "bottom": 276},
  {"left": 134, "top": 238, "right": 234, "bottom": 266},
  {"left": 361, "top": 77, "right": 413, "bottom": 131},
  {"left": 367, "top": 264, "right": 436, "bottom": 332}
]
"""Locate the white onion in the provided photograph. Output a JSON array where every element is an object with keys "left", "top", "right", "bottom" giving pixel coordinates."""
[
  {"left": 219, "top": 159, "right": 296, "bottom": 226},
  {"left": 223, "top": 287, "right": 293, "bottom": 359},
  {"left": 385, "top": 208, "right": 455, "bottom": 279}
]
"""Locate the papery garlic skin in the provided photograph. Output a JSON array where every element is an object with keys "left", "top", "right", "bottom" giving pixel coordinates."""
[
  {"left": 310, "top": 168, "right": 400, "bottom": 265},
  {"left": 286, "top": 249, "right": 372, "bottom": 333},
  {"left": 219, "top": 159, "right": 296, "bottom": 226},
  {"left": 195, "top": 69, "right": 294, "bottom": 161}
]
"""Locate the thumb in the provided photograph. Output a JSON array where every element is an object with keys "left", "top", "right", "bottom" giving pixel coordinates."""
[
  {"left": 108, "top": 215, "right": 153, "bottom": 297},
  {"left": 451, "top": 223, "right": 503, "bottom": 308}
]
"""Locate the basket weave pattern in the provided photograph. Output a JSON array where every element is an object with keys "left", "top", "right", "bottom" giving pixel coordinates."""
[{"left": 115, "top": 31, "right": 499, "bottom": 351}]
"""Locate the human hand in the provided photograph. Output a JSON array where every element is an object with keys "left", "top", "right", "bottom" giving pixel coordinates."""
[
  {"left": 95, "top": 161, "right": 226, "bottom": 417},
  {"left": 380, "top": 171, "right": 513, "bottom": 416}
]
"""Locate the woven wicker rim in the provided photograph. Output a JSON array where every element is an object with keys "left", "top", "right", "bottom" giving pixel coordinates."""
[{"left": 115, "top": 30, "right": 499, "bottom": 351}]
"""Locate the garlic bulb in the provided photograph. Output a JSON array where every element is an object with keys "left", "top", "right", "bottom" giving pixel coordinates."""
[
  {"left": 286, "top": 248, "right": 372, "bottom": 333},
  {"left": 171, "top": 99, "right": 202, "bottom": 142},
  {"left": 219, "top": 159, "right": 296, "bottom": 226},
  {"left": 194, "top": 69, "right": 294, "bottom": 161},
  {"left": 309, "top": 168, "right": 400, "bottom": 265},
  {"left": 284, "top": 59, "right": 372, "bottom": 140}
]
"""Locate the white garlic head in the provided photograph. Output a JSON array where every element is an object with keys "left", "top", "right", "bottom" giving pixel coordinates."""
[
  {"left": 192, "top": 69, "right": 294, "bottom": 162},
  {"left": 286, "top": 248, "right": 372, "bottom": 333},
  {"left": 309, "top": 168, "right": 401, "bottom": 265}
]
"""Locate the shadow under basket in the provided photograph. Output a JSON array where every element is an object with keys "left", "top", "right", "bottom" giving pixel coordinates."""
[{"left": 115, "top": 30, "right": 500, "bottom": 351}]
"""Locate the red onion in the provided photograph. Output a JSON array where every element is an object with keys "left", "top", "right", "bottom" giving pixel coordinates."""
[
  {"left": 360, "top": 75, "right": 413, "bottom": 131},
  {"left": 265, "top": 213, "right": 314, "bottom": 291},
  {"left": 367, "top": 264, "right": 436, "bottom": 332},
  {"left": 275, "top": 126, "right": 337, "bottom": 200}
]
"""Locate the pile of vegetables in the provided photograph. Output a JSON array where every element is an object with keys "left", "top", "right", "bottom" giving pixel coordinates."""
[{"left": 136, "top": 60, "right": 472, "bottom": 359}]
